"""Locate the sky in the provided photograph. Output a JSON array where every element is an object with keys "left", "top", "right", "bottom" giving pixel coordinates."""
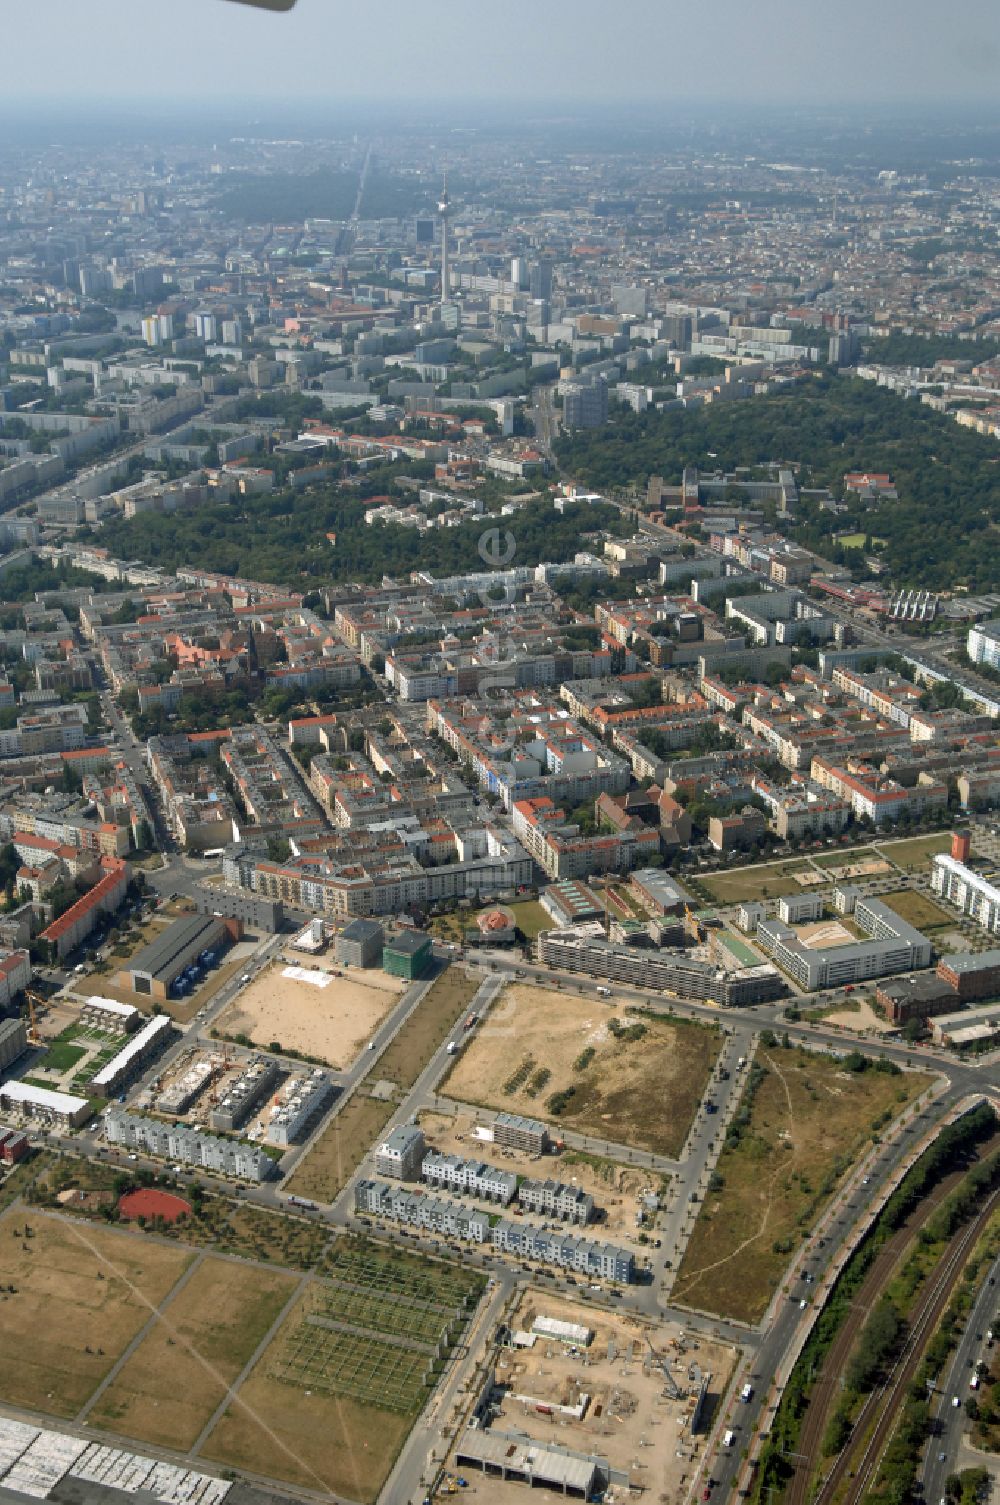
[{"left": 5, "top": 0, "right": 1000, "bottom": 108}]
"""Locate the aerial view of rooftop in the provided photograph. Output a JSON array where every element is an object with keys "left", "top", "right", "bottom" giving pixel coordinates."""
[{"left": 1, "top": 4, "right": 1000, "bottom": 1505}]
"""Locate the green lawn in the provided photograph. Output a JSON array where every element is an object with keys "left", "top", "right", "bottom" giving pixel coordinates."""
[
  {"left": 507, "top": 899, "right": 554, "bottom": 939},
  {"left": 698, "top": 859, "right": 817, "bottom": 905},
  {"left": 41, "top": 1041, "right": 88, "bottom": 1074},
  {"left": 879, "top": 888, "right": 956, "bottom": 932},
  {"left": 877, "top": 832, "right": 953, "bottom": 873}
]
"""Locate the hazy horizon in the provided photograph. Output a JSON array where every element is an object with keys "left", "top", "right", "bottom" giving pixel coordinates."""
[{"left": 5, "top": 0, "right": 1000, "bottom": 108}]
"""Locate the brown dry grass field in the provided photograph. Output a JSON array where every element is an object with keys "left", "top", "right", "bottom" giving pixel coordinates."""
[
  {"left": 216, "top": 962, "right": 404, "bottom": 1067},
  {"left": 443, "top": 983, "right": 719, "bottom": 1159},
  {"left": 673, "top": 1046, "right": 930, "bottom": 1324},
  {"left": 285, "top": 1092, "right": 395, "bottom": 1203},
  {"left": 88, "top": 1256, "right": 299, "bottom": 1450},
  {"left": 0, "top": 1210, "right": 192, "bottom": 1417},
  {"left": 201, "top": 1363, "right": 409, "bottom": 1504},
  {"left": 376, "top": 966, "right": 481, "bottom": 1091},
  {"left": 285, "top": 966, "right": 481, "bottom": 1201}
]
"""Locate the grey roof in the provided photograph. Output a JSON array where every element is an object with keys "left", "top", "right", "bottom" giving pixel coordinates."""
[
  {"left": 127, "top": 913, "right": 227, "bottom": 982},
  {"left": 940, "top": 948, "right": 1000, "bottom": 974},
  {"left": 340, "top": 918, "right": 383, "bottom": 942},
  {"left": 455, "top": 1430, "right": 599, "bottom": 1492},
  {"left": 384, "top": 930, "right": 431, "bottom": 955}
]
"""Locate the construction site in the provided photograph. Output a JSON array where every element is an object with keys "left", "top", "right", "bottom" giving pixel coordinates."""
[
  {"left": 132, "top": 1042, "right": 333, "bottom": 1150},
  {"left": 445, "top": 1293, "right": 738, "bottom": 1504}
]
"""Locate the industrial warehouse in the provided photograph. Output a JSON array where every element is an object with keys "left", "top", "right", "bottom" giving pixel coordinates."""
[{"left": 117, "top": 912, "right": 240, "bottom": 1000}]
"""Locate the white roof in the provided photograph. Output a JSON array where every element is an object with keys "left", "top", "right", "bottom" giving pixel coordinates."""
[
  {"left": 0, "top": 1081, "right": 89, "bottom": 1114},
  {"left": 91, "top": 1014, "right": 172, "bottom": 1088},
  {"left": 86, "top": 996, "right": 139, "bottom": 1018}
]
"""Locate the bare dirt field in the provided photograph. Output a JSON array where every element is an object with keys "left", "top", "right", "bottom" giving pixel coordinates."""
[
  {"left": 798, "top": 919, "right": 858, "bottom": 950},
  {"left": 215, "top": 962, "right": 405, "bottom": 1067},
  {"left": 0, "top": 1209, "right": 192, "bottom": 1417},
  {"left": 818, "top": 999, "right": 895, "bottom": 1035},
  {"left": 88, "top": 1256, "right": 298, "bottom": 1450},
  {"left": 443, "top": 984, "right": 719, "bottom": 1159},
  {"left": 416, "top": 1107, "right": 669, "bottom": 1237},
  {"left": 448, "top": 1290, "right": 736, "bottom": 1504}
]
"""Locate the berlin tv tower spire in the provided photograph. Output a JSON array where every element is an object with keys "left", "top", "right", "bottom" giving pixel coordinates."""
[{"left": 438, "top": 171, "right": 451, "bottom": 305}]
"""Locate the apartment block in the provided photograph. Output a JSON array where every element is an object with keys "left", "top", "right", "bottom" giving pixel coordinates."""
[{"left": 931, "top": 856, "right": 1000, "bottom": 937}]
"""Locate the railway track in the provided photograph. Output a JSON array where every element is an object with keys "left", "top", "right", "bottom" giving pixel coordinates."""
[
  {"left": 816, "top": 1184, "right": 1000, "bottom": 1505},
  {"left": 784, "top": 1129, "right": 1000, "bottom": 1505}
]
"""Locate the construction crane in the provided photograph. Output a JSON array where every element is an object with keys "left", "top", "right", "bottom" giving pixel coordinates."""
[
  {"left": 22, "top": 988, "right": 46, "bottom": 1047},
  {"left": 644, "top": 1333, "right": 683, "bottom": 1400}
]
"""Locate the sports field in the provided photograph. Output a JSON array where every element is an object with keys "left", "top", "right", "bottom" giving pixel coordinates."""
[{"left": 443, "top": 982, "right": 718, "bottom": 1158}]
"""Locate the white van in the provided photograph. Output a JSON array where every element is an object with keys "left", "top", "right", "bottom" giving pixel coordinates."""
[{"left": 723, "top": 1430, "right": 736, "bottom": 1449}]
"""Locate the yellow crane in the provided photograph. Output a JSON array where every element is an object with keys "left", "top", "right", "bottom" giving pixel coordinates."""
[{"left": 22, "top": 988, "right": 46, "bottom": 1047}]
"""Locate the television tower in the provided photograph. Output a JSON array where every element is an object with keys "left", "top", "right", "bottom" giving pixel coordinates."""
[{"left": 438, "top": 172, "right": 451, "bottom": 305}]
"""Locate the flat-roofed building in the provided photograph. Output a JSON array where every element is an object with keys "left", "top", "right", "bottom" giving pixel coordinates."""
[
  {"left": 875, "top": 972, "right": 954, "bottom": 1025},
  {"left": 0, "top": 1081, "right": 91, "bottom": 1128},
  {"left": 336, "top": 918, "right": 384, "bottom": 969},
  {"left": 540, "top": 879, "right": 604, "bottom": 928},
  {"left": 89, "top": 1014, "right": 174, "bottom": 1098},
  {"left": 756, "top": 898, "right": 931, "bottom": 991},
  {"left": 382, "top": 931, "right": 432, "bottom": 980},
  {"left": 519, "top": 1177, "right": 594, "bottom": 1224},
  {"left": 375, "top": 1123, "right": 425, "bottom": 1180},
  {"left": 931, "top": 856, "right": 1000, "bottom": 938},
  {"left": 421, "top": 1151, "right": 517, "bottom": 1204},
  {"left": 0, "top": 1017, "right": 28, "bottom": 1071},
  {"left": 492, "top": 1111, "right": 549, "bottom": 1156},
  {"left": 455, "top": 1430, "right": 606, "bottom": 1499},
  {"left": 931, "top": 1003, "right": 1000, "bottom": 1049},
  {"left": 936, "top": 948, "right": 1000, "bottom": 1001},
  {"left": 80, "top": 996, "right": 140, "bottom": 1036}
]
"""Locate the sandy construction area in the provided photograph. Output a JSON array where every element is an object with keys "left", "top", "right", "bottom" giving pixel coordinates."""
[
  {"left": 216, "top": 963, "right": 405, "bottom": 1068},
  {"left": 442, "top": 982, "right": 719, "bottom": 1159},
  {"left": 798, "top": 919, "right": 857, "bottom": 950},
  {"left": 449, "top": 1290, "right": 735, "bottom": 1505}
]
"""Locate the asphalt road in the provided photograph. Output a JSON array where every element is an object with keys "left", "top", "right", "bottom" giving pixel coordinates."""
[{"left": 922, "top": 1251, "right": 1000, "bottom": 1504}]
